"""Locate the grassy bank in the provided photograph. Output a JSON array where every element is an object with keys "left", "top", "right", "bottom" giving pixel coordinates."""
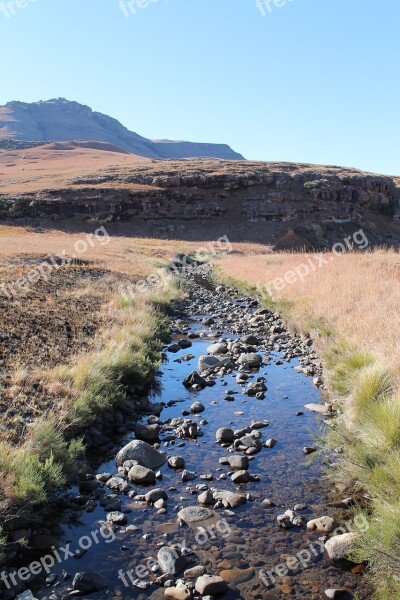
[
  {"left": 2, "top": 283, "right": 178, "bottom": 497},
  {"left": 217, "top": 250, "right": 400, "bottom": 598},
  {"left": 0, "top": 281, "right": 179, "bottom": 562}
]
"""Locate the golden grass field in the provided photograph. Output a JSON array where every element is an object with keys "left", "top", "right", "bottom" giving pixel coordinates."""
[
  {"left": 219, "top": 250, "right": 400, "bottom": 370},
  {"left": 219, "top": 249, "right": 400, "bottom": 597}
]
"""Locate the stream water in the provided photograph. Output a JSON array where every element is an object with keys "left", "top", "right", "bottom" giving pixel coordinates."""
[{"left": 20, "top": 278, "right": 369, "bottom": 600}]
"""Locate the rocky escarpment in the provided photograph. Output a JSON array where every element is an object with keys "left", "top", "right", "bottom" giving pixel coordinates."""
[
  {"left": 1, "top": 159, "right": 399, "bottom": 247},
  {"left": 0, "top": 99, "right": 244, "bottom": 160}
]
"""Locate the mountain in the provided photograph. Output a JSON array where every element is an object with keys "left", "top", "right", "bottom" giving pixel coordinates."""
[{"left": 0, "top": 98, "right": 244, "bottom": 160}]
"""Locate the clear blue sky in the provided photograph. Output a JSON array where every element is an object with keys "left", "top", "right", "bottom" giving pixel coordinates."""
[{"left": 1, "top": 0, "right": 399, "bottom": 175}]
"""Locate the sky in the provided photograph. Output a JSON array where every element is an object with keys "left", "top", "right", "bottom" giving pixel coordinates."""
[{"left": 0, "top": 0, "right": 399, "bottom": 175}]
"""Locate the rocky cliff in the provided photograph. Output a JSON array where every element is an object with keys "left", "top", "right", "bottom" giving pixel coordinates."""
[
  {"left": 0, "top": 99, "right": 244, "bottom": 160},
  {"left": 1, "top": 153, "right": 399, "bottom": 248}
]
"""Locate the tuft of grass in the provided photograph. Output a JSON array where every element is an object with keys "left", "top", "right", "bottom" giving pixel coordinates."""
[
  {"left": 328, "top": 349, "right": 375, "bottom": 395},
  {"left": 351, "top": 364, "right": 394, "bottom": 413}
]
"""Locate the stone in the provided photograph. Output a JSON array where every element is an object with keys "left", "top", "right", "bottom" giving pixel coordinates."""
[
  {"left": 198, "top": 490, "right": 214, "bottom": 505},
  {"left": 220, "top": 567, "right": 254, "bottom": 584},
  {"left": 135, "top": 423, "right": 160, "bottom": 442},
  {"left": 241, "top": 334, "right": 260, "bottom": 345},
  {"left": 72, "top": 571, "right": 108, "bottom": 593},
  {"left": 231, "top": 470, "right": 251, "bottom": 484},
  {"left": 182, "top": 470, "right": 197, "bottom": 482},
  {"left": 250, "top": 421, "right": 269, "bottom": 429},
  {"left": 183, "top": 371, "right": 207, "bottom": 389},
  {"left": 178, "top": 506, "right": 214, "bottom": 524},
  {"left": 325, "top": 533, "right": 358, "bottom": 562},
  {"left": 216, "top": 427, "right": 234, "bottom": 443},
  {"left": 116, "top": 440, "right": 166, "bottom": 469},
  {"left": 277, "top": 510, "right": 305, "bottom": 529},
  {"left": 168, "top": 456, "right": 185, "bottom": 469},
  {"left": 184, "top": 565, "right": 206, "bottom": 578},
  {"left": 304, "top": 403, "right": 333, "bottom": 414},
  {"left": 265, "top": 439, "right": 277, "bottom": 448},
  {"left": 238, "top": 435, "right": 262, "bottom": 451},
  {"left": 195, "top": 574, "right": 228, "bottom": 596},
  {"left": 190, "top": 402, "right": 205, "bottom": 414},
  {"left": 198, "top": 355, "right": 221, "bottom": 371},
  {"left": 128, "top": 465, "right": 156, "bottom": 485},
  {"left": 106, "top": 477, "right": 130, "bottom": 493},
  {"left": 238, "top": 353, "right": 262, "bottom": 368},
  {"left": 228, "top": 455, "right": 249, "bottom": 470},
  {"left": 168, "top": 344, "right": 182, "bottom": 353},
  {"left": 324, "top": 590, "right": 353, "bottom": 599},
  {"left": 213, "top": 490, "right": 247, "bottom": 508},
  {"left": 157, "top": 546, "right": 187, "bottom": 575},
  {"left": 164, "top": 586, "right": 192, "bottom": 600},
  {"left": 207, "top": 342, "right": 228, "bottom": 354},
  {"left": 244, "top": 381, "right": 267, "bottom": 396},
  {"left": 106, "top": 511, "right": 127, "bottom": 525},
  {"left": 303, "top": 446, "right": 317, "bottom": 455},
  {"left": 261, "top": 498, "right": 274, "bottom": 508},
  {"left": 145, "top": 488, "right": 168, "bottom": 503},
  {"left": 307, "top": 516, "right": 335, "bottom": 533}
]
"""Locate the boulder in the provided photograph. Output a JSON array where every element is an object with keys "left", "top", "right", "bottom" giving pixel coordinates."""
[
  {"left": 135, "top": 423, "right": 160, "bottom": 442},
  {"left": 128, "top": 465, "right": 156, "bottom": 485},
  {"left": 116, "top": 440, "right": 166, "bottom": 469}
]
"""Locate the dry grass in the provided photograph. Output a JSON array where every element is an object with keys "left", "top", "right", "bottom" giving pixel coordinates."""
[{"left": 219, "top": 249, "right": 400, "bottom": 368}]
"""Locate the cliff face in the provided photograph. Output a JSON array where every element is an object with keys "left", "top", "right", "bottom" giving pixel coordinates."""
[
  {"left": 1, "top": 156, "right": 399, "bottom": 248},
  {"left": 0, "top": 99, "right": 244, "bottom": 160}
]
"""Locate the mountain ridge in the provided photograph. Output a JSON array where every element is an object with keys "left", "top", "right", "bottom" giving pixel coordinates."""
[{"left": 0, "top": 98, "right": 244, "bottom": 160}]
